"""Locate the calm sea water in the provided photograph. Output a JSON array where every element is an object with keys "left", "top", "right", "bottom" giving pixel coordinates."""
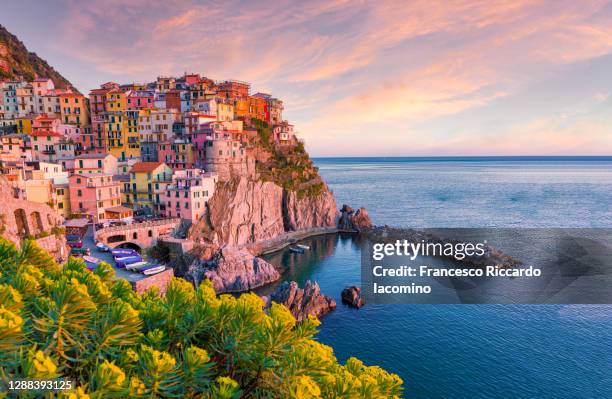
[{"left": 262, "top": 157, "right": 612, "bottom": 399}]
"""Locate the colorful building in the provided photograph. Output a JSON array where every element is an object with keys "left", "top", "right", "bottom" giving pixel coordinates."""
[
  {"left": 163, "top": 169, "right": 217, "bottom": 221},
  {"left": 59, "top": 92, "right": 88, "bottom": 127},
  {"left": 69, "top": 173, "right": 122, "bottom": 222},
  {"left": 126, "top": 161, "right": 172, "bottom": 214},
  {"left": 74, "top": 153, "right": 118, "bottom": 175}
]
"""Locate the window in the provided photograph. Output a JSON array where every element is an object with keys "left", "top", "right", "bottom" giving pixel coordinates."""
[
  {"left": 148, "top": 230, "right": 152, "bottom": 237},
  {"left": 133, "top": 232, "right": 138, "bottom": 239},
  {"left": 77, "top": 189, "right": 82, "bottom": 197}
]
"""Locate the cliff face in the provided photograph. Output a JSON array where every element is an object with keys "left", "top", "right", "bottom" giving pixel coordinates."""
[{"left": 189, "top": 176, "right": 338, "bottom": 248}]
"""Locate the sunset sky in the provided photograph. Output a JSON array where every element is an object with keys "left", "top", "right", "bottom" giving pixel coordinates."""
[{"left": 3, "top": 0, "right": 612, "bottom": 156}]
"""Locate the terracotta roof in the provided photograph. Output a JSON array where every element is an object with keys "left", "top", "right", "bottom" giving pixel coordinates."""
[{"left": 130, "top": 161, "right": 164, "bottom": 173}]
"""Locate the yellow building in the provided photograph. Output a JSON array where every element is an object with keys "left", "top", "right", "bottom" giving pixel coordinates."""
[
  {"left": 126, "top": 161, "right": 172, "bottom": 214},
  {"left": 53, "top": 184, "right": 71, "bottom": 218},
  {"left": 217, "top": 101, "right": 235, "bottom": 122},
  {"left": 234, "top": 98, "right": 249, "bottom": 118},
  {"left": 59, "top": 92, "right": 89, "bottom": 127},
  {"left": 106, "top": 89, "right": 127, "bottom": 112},
  {"left": 15, "top": 117, "right": 32, "bottom": 134}
]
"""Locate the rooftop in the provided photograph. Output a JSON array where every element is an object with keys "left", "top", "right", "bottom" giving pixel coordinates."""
[{"left": 130, "top": 161, "right": 164, "bottom": 173}]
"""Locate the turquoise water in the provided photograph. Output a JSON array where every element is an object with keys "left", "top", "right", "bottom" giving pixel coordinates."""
[{"left": 262, "top": 157, "right": 612, "bottom": 398}]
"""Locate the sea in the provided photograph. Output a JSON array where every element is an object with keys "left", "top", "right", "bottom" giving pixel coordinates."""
[{"left": 260, "top": 157, "right": 612, "bottom": 399}]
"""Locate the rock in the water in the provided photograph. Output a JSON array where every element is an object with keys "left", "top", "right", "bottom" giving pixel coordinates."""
[
  {"left": 270, "top": 280, "right": 336, "bottom": 322},
  {"left": 341, "top": 286, "right": 365, "bottom": 308},
  {"left": 338, "top": 204, "right": 372, "bottom": 231},
  {"left": 200, "top": 247, "right": 280, "bottom": 293}
]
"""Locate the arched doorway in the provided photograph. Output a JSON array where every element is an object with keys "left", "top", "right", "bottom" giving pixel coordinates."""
[
  {"left": 30, "top": 211, "right": 43, "bottom": 235},
  {"left": 14, "top": 209, "right": 29, "bottom": 237},
  {"left": 116, "top": 242, "right": 141, "bottom": 252},
  {"left": 107, "top": 234, "right": 127, "bottom": 243}
]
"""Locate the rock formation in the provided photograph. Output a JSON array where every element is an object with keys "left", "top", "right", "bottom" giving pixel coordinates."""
[
  {"left": 189, "top": 246, "right": 281, "bottom": 293},
  {"left": 341, "top": 286, "right": 366, "bottom": 308},
  {"left": 269, "top": 280, "right": 336, "bottom": 322},
  {"left": 189, "top": 176, "right": 338, "bottom": 248},
  {"left": 338, "top": 204, "right": 373, "bottom": 231}
]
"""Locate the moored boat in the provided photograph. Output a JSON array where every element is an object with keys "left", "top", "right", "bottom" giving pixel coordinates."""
[
  {"left": 289, "top": 246, "right": 305, "bottom": 254},
  {"left": 296, "top": 244, "right": 310, "bottom": 250},
  {"left": 115, "top": 255, "right": 143, "bottom": 268},
  {"left": 142, "top": 265, "right": 166, "bottom": 275},
  {"left": 111, "top": 248, "right": 138, "bottom": 257}
]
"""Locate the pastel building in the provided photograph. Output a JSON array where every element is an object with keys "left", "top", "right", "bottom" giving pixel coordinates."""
[
  {"left": 69, "top": 174, "right": 122, "bottom": 222},
  {"left": 59, "top": 92, "right": 88, "bottom": 127},
  {"left": 157, "top": 140, "right": 194, "bottom": 170},
  {"left": 74, "top": 153, "right": 118, "bottom": 175},
  {"left": 126, "top": 161, "right": 172, "bottom": 213},
  {"left": 164, "top": 169, "right": 217, "bottom": 221}
]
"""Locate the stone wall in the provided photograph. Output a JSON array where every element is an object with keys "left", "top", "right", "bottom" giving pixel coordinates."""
[
  {"left": 131, "top": 268, "right": 174, "bottom": 295},
  {"left": 0, "top": 177, "right": 66, "bottom": 257}
]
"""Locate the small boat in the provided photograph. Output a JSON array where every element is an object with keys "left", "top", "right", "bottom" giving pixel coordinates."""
[
  {"left": 289, "top": 246, "right": 305, "bottom": 254},
  {"left": 142, "top": 265, "right": 166, "bottom": 276},
  {"left": 111, "top": 248, "right": 138, "bottom": 256},
  {"left": 95, "top": 242, "right": 110, "bottom": 252},
  {"left": 115, "top": 255, "right": 143, "bottom": 268},
  {"left": 296, "top": 244, "right": 310, "bottom": 250},
  {"left": 125, "top": 261, "right": 153, "bottom": 271},
  {"left": 83, "top": 255, "right": 102, "bottom": 270}
]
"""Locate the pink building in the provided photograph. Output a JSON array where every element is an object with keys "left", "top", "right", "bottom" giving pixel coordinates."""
[
  {"left": 68, "top": 174, "right": 122, "bottom": 222},
  {"left": 126, "top": 90, "right": 155, "bottom": 110},
  {"left": 29, "top": 130, "right": 63, "bottom": 161},
  {"left": 74, "top": 153, "right": 118, "bottom": 175},
  {"left": 163, "top": 169, "right": 217, "bottom": 221},
  {"left": 157, "top": 140, "right": 194, "bottom": 170}
]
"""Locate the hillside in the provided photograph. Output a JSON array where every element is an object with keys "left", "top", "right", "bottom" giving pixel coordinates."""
[{"left": 0, "top": 24, "right": 76, "bottom": 91}]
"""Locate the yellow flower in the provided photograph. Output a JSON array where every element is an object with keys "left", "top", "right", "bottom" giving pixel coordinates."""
[
  {"left": 186, "top": 346, "right": 210, "bottom": 364},
  {"left": 129, "top": 377, "right": 146, "bottom": 395},
  {"left": 32, "top": 351, "right": 57, "bottom": 377},
  {"left": 290, "top": 375, "right": 321, "bottom": 398},
  {"left": 99, "top": 361, "right": 126, "bottom": 387},
  {"left": 0, "top": 307, "right": 23, "bottom": 331},
  {"left": 126, "top": 348, "right": 139, "bottom": 362},
  {"left": 70, "top": 278, "right": 89, "bottom": 297},
  {"left": 67, "top": 387, "right": 90, "bottom": 399},
  {"left": 216, "top": 376, "right": 239, "bottom": 390}
]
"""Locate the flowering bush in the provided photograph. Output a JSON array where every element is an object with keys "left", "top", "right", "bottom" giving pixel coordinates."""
[{"left": 0, "top": 238, "right": 403, "bottom": 398}]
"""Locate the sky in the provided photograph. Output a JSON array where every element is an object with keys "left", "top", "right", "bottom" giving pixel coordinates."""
[{"left": 3, "top": 0, "right": 612, "bottom": 156}]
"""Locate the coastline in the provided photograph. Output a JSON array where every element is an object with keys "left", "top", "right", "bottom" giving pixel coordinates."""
[{"left": 244, "top": 226, "right": 355, "bottom": 256}]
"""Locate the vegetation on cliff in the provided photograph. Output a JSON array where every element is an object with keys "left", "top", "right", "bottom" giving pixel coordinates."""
[
  {"left": 251, "top": 119, "right": 325, "bottom": 198},
  {"left": 0, "top": 237, "right": 403, "bottom": 398},
  {"left": 0, "top": 24, "right": 76, "bottom": 90}
]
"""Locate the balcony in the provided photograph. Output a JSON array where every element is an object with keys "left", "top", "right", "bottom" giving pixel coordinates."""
[{"left": 41, "top": 149, "right": 56, "bottom": 155}]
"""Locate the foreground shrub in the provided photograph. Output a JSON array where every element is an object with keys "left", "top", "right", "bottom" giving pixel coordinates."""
[{"left": 0, "top": 238, "right": 403, "bottom": 398}]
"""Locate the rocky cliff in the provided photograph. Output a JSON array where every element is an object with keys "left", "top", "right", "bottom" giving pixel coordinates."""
[
  {"left": 267, "top": 280, "right": 336, "bottom": 322},
  {"left": 189, "top": 176, "right": 338, "bottom": 248}
]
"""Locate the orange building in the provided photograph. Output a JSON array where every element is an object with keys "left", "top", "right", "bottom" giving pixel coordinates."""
[{"left": 59, "top": 92, "right": 89, "bottom": 127}]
